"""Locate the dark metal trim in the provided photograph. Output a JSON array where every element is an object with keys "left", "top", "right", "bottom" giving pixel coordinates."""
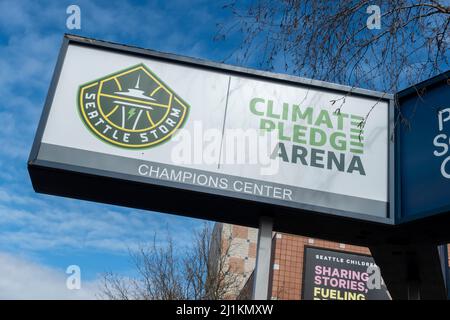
[
  {"left": 64, "top": 34, "right": 394, "bottom": 100},
  {"left": 28, "top": 34, "right": 395, "bottom": 228},
  {"left": 397, "top": 70, "right": 450, "bottom": 100},
  {"left": 28, "top": 36, "right": 70, "bottom": 164}
]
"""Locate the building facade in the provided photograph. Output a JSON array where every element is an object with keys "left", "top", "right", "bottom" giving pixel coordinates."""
[
  {"left": 212, "top": 223, "right": 395, "bottom": 300},
  {"left": 209, "top": 223, "right": 259, "bottom": 299}
]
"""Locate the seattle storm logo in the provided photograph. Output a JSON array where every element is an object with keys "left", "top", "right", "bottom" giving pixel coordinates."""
[{"left": 78, "top": 64, "right": 189, "bottom": 148}]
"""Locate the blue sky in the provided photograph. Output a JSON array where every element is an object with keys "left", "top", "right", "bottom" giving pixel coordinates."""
[
  {"left": 1, "top": 0, "right": 447, "bottom": 299},
  {"left": 0, "top": 0, "right": 244, "bottom": 299}
]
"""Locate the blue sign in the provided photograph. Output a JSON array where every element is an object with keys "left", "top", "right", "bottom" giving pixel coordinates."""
[{"left": 398, "top": 72, "right": 450, "bottom": 222}]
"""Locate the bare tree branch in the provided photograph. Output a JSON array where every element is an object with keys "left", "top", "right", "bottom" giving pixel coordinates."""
[
  {"left": 99, "top": 223, "right": 246, "bottom": 300},
  {"left": 218, "top": 1, "right": 449, "bottom": 126}
]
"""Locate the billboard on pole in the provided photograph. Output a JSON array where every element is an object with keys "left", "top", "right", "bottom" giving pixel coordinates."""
[
  {"left": 28, "top": 35, "right": 394, "bottom": 234},
  {"left": 397, "top": 71, "right": 450, "bottom": 222}
]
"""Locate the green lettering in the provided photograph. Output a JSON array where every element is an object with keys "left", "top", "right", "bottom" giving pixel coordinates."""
[
  {"left": 292, "top": 105, "right": 313, "bottom": 124},
  {"left": 314, "top": 110, "right": 333, "bottom": 128},
  {"left": 250, "top": 97, "right": 265, "bottom": 116},
  {"left": 282, "top": 103, "right": 289, "bottom": 120},
  {"left": 330, "top": 132, "right": 347, "bottom": 151},
  {"left": 310, "top": 127, "right": 326, "bottom": 147},
  {"left": 260, "top": 119, "right": 275, "bottom": 132},
  {"left": 335, "top": 112, "right": 348, "bottom": 130},
  {"left": 292, "top": 124, "right": 307, "bottom": 144},
  {"left": 277, "top": 122, "right": 291, "bottom": 141},
  {"left": 267, "top": 100, "right": 280, "bottom": 119}
]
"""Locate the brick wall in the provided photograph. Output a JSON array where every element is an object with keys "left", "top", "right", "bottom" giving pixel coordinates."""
[
  {"left": 269, "top": 233, "right": 370, "bottom": 300},
  {"left": 216, "top": 224, "right": 450, "bottom": 300},
  {"left": 210, "top": 223, "right": 259, "bottom": 299}
]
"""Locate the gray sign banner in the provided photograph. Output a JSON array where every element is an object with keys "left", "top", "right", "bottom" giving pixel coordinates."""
[{"left": 37, "top": 143, "right": 387, "bottom": 218}]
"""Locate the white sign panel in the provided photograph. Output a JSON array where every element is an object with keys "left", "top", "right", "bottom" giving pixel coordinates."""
[{"left": 30, "top": 37, "right": 392, "bottom": 221}]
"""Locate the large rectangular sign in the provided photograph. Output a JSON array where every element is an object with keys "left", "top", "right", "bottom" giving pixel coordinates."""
[
  {"left": 302, "top": 247, "right": 390, "bottom": 300},
  {"left": 397, "top": 71, "right": 450, "bottom": 222},
  {"left": 28, "top": 35, "right": 394, "bottom": 229}
]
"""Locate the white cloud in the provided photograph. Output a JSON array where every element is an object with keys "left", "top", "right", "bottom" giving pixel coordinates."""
[
  {"left": 0, "top": 0, "right": 221, "bottom": 289},
  {"left": 0, "top": 188, "right": 48, "bottom": 207},
  {"left": 0, "top": 187, "right": 201, "bottom": 253},
  {"left": 0, "top": 251, "right": 101, "bottom": 299},
  {"left": 0, "top": 0, "right": 222, "bottom": 164}
]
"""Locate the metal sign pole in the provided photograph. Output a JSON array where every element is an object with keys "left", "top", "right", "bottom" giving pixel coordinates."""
[
  {"left": 438, "top": 245, "right": 449, "bottom": 299},
  {"left": 252, "top": 216, "right": 273, "bottom": 300},
  {"left": 407, "top": 281, "right": 421, "bottom": 300}
]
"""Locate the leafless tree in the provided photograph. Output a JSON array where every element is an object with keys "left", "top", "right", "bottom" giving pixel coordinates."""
[
  {"left": 99, "top": 223, "right": 244, "bottom": 300},
  {"left": 185, "top": 223, "right": 244, "bottom": 299},
  {"left": 218, "top": 1, "right": 449, "bottom": 126}
]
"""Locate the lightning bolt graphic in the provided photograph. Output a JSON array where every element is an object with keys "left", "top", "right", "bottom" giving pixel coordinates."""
[{"left": 127, "top": 107, "right": 136, "bottom": 120}]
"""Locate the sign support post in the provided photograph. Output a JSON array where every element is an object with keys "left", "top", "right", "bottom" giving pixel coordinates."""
[
  {"left": 407, "top": 281, "right": 420, "bottom": 300},
  {"left": 252, "top": 216, "right": 273, "bottom": 300}
]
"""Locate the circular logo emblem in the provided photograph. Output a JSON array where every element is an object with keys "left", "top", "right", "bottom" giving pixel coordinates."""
[{"left": 78, "top": 64, "right": 189, "bottom": 148}]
